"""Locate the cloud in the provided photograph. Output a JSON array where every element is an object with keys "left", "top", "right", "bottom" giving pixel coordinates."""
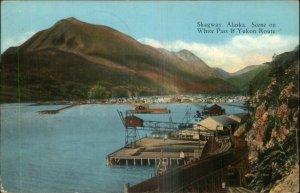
[
  {"left": 139, "top": 35, "right": 299, "bottom": 73},
  {"left": 1, "top": 31, "right": 36, "bottom": 53}
]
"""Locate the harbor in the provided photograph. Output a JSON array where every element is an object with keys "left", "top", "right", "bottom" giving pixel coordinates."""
[
  {"left": 105, "top": 103, "right": 252, "bottom": 192},
  {"left": 1, "top": 102, "right": 248, "bottom": 193}
]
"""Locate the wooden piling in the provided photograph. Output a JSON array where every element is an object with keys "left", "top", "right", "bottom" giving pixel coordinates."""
[{"left": 124, "top": 183, "right": 130, "bottom": 193}]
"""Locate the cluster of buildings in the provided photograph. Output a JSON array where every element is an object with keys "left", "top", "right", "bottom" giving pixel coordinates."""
[
  {"left": 107, "top": 103, "right": 247, "bottom": 169},
  {"left": 174, "top": 104, "right": 247, "bottom": 140},
  {"left": 103, "top": 94, "right": 247, "bottom": 104}
]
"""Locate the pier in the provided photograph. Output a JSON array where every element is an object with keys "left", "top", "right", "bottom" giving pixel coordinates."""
[
  {"left": 106, "top": 137, "right": 206, "bottom": 166},
  {"left": 38, "top": 105, "right": 75, "bottom": 114},
  {"left": 110, "top": 107, "right": 252, "bottom": 192},
  {"left": 126, "top": 138, "right": 249, "bottom": 193}
]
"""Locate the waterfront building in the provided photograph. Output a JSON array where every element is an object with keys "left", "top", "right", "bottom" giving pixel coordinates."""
[
  {"left": 202, "top": 104, "right": 226, "bottom": 116},
  {"left": 194, "top": 115, "right": 239, "bottom": 134}
]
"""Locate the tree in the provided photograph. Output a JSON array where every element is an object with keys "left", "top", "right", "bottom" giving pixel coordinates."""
[
  {"left": 88, "top": 85, "right": 109, "bottom": 99},
  {"left": 269, "top": 53, "right": 285, "bottom": 81},
  {"left": 248, "top": 83, "right": 254, "bottom": 97},
  {"left": 244, "top": 99, "right": 251, "bottom": 114},
  {"left": 111, "top": 86, "right": 129, "bottom": 98},
  {"left": 244, "top": 83, "right": 254, "bottom": 114}
]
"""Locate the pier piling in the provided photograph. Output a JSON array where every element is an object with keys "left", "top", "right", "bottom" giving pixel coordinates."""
[{"left": 124, "top": 183, "right": 130, "bottom": 193}]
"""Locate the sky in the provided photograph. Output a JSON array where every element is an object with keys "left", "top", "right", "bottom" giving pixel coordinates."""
[{"left": 1, "top": 1, "right": 299, "bottom": 72}]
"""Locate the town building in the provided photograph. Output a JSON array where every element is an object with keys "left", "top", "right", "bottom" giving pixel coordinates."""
[
  {"left": 202, "top": 104, "right": 226, "bottom": 116},
  {"left": 194, "top": 115, "right": 239, "bottom": 135}
]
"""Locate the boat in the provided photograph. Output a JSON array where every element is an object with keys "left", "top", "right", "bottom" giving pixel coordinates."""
[{"left": 130, "top": 105, "right": 171, "bottom": 114}]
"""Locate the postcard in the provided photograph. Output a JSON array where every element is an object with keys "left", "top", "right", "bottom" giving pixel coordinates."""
[{"left": 1, "top": 1, "right": 299, "bottom": 193}]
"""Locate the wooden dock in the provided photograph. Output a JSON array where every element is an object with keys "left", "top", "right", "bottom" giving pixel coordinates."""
[
  {"left": 126, "top": 138, "right": 249, "bottom": 193},
  {"left": 38, "top": 105, "right": 75, "bottom": 114},
  {"left": 106, "top": 138, "right": 206, "bottom": 166}
]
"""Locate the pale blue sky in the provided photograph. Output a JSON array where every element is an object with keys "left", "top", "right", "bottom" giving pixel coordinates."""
[{"left": 1, "top": 1, "right": 299, "bottom": 72}]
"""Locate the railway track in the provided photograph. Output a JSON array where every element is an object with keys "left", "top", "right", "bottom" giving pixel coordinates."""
[{"left": 227, "top": 186, "right": 255, "bottom": 193}]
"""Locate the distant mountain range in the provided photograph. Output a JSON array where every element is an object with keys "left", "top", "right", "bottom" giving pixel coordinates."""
[
  {"left": 232, "top": 65, "right": 263, "bottom": 76},
  {"left": 1, "top": 18, "right": 269, "bottom": 102}
]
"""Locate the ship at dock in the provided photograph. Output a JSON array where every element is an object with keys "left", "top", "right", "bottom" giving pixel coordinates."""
[{"left": 127, "top": 105, "right": 171, "bottom": 114}]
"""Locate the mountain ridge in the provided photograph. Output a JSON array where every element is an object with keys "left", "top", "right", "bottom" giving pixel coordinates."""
[
  {"left": 231, "top": 64, "right": 266, "bottom": 76},
  {"left": 0, "top": 18, "right": 268, "bottom": 102}
]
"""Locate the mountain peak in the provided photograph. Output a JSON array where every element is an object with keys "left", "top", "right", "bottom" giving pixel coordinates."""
[
  {"left": 178, "top": 49, "right": 195, "bottom": 56},
  {"left": 20, "top": 16, "right": 138, "bottom": 53},
  {"left": 55, "top": 17, "right": 80, "bottom": 25},
  {"left": 66, "top": 17, "right": 78, "bottom": 21},
  {"left": 175, "top": 49, "right": 206, "bottom": 64},
  {"left": 61, "top": 17, "right": 81, "bottom": 23}
]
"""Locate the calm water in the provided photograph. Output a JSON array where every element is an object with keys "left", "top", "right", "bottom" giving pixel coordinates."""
[{"left": 0, "top": 103, "right": 244, "bottom": 193}]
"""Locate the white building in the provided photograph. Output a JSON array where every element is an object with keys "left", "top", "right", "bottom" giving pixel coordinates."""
[{"left": 194, "top": 115, "right": 239, "bottom": 132}]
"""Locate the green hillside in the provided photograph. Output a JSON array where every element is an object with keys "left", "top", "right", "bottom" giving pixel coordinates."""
[
  {"left": 250, "top": 65, "right": 272, "bottom": 91},
  {"left": 227, "top": 65, "right": 269, "bottom": 92}
]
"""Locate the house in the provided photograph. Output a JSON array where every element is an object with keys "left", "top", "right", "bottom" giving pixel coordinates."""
[
  {"left": 202, "top": 104, "right": 225, "bottom": 116},
  {"left": 125, "top": 116, "right": 143, "bottom": 127},
  {"left": 194, "top": 115, "right": 239, "bottom": 134}
]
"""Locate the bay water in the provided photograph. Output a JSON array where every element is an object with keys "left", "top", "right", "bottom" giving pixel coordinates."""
[{"left": 0, "top": 103, "right": 244, "bottom": 193}]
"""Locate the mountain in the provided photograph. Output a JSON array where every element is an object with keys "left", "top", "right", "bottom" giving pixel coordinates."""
[
  {"left": 172, "top": 49, "right": 218, "bottom": 78},
  {"left": 1, "top": 17, "right": 237, "bottom": 102},
  {"left": 227, "top": 64, "right": 269, "bottom": 91},
  {"left": 212, "top": 67, "right": 231, "bottom": 79},
  {"left": 231, "top": 65, "right": 263, "bottom": 76},
  {"left": 211, "top": 64, "right": 270, "bottom": 92}
]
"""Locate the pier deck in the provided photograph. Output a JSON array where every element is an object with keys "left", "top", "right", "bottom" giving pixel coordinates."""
[
  {"left": 106, "top": 138, "right": 206, "bottom": 166},
  {"left": 38, "top": 105, "right": 75, "bottom": 114}
]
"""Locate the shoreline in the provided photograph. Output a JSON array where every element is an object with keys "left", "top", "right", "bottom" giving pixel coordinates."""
[
  {"left": 0, "top": 100, "right": 246, "bottom": 112},
  {"left": 1, "top": 94, "right": 247, "bottom": 106}
]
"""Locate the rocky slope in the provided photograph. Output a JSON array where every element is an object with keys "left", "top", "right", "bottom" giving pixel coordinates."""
[
  {"left": 236, "top": 47, "right": 299, "bottom": 192},
  {"left": 269, "top": 164, "right": 299, "bottom": 193}
]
